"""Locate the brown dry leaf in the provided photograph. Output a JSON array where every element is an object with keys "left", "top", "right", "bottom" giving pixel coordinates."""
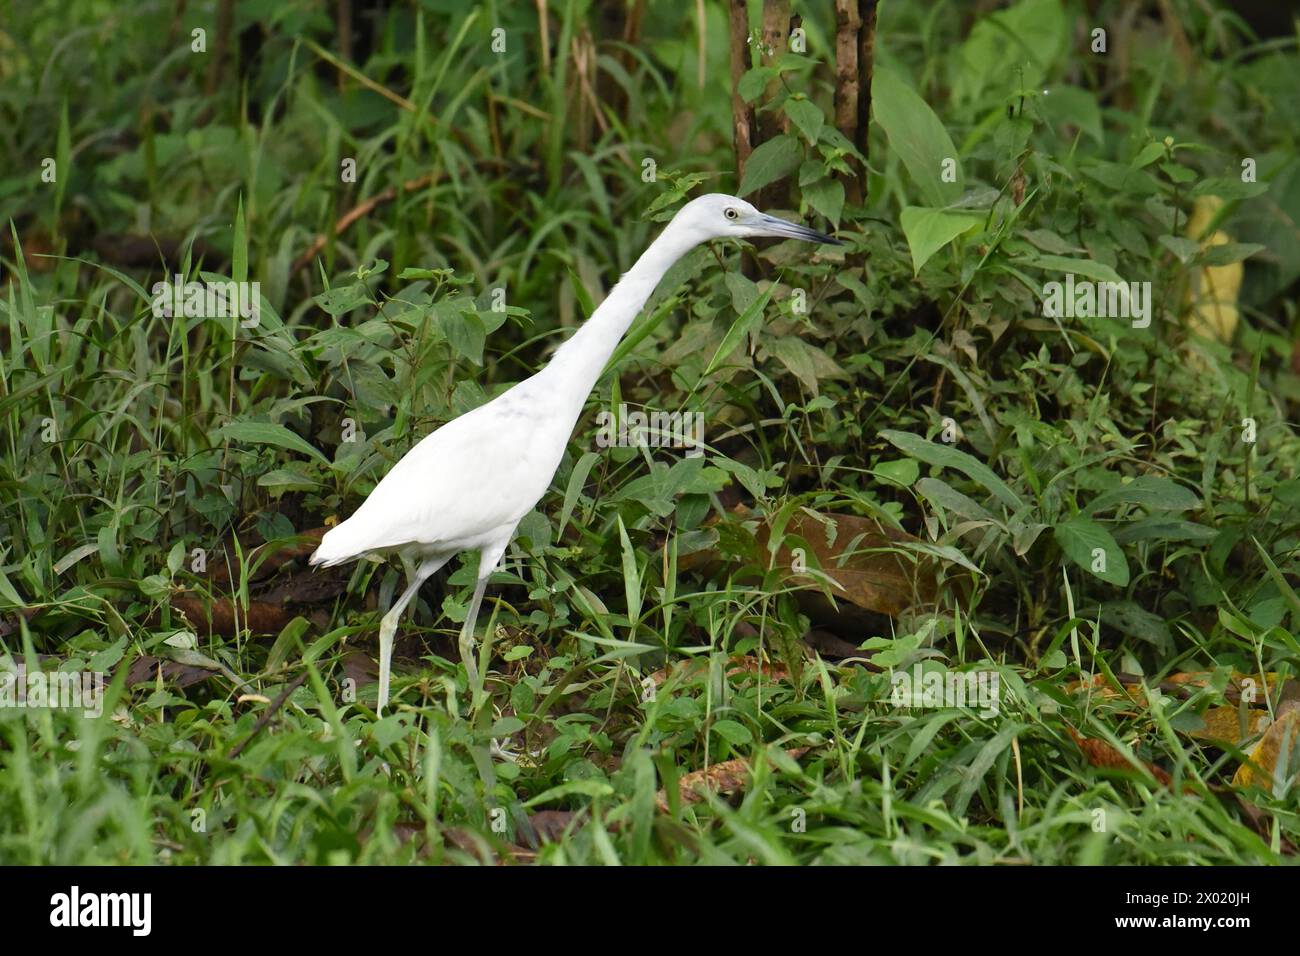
[
  {"left": 655, "top": 746, "right": 809, "bottom": 813},
  {"left": 206, "top": 528, "right": 328, "bottom": 588},
  {"left": 124, "top": 654, "right": 220, "bottom": 689},
  {"left": 525, "top": 810, "right": 579, "bottom": 846},
  {"left": 170, "top": 528, "right": 344, "bottom": 638},
  {"left": 674, "top": 506, "right": 937, "bottom": 617},
  {"left": 342, "top": 647, "right": 379, "bottom": 688},
  {"left": 1166, "top": 671, "right": 1289, "bottom": 702},
  {"left": 1233, "top": 709, "right": 1300, "bottom": 793},
  {"left": 1187, "top": 706, "right": 1273, "bottom": 745},
  {"left": 1066, "top": 725, "right": 1172, "bottom": 787},
  {"left": 1068, "top": 671, "right": 1288, "bottom": 711},
  {"left": 646, "top": 655, "right": 790, "bottom": 688},
  {"left": 1066, "top": 674, "right": 1145, "bottom": 712},
  {"left": 756, "top": 510, "right": 937, "bottom": 617},
  {"left": 171, "top": 592, "right": 294, "bottom": 637}
]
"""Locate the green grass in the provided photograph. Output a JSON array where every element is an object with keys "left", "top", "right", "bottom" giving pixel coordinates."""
[{"left": 0, "top": 0, "right": 1298, "bottom": 864}]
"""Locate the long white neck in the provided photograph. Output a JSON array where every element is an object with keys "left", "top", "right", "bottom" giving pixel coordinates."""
[{"left": 538, "top": 221, "right": 701, "bottom": 412}]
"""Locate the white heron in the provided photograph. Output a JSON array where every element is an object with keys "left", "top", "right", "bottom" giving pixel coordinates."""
[{"left": 310, "top": 193, "right": 840, "bottom": 712}]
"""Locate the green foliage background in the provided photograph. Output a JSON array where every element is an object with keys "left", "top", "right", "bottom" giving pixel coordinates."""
[{"left": 0, "top": 0, "right": 1297, "bottom": 863}]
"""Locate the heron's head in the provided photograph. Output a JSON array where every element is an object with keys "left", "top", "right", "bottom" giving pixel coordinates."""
[{"left": 672, "top": 193, "right": 841, "bottom": 246}]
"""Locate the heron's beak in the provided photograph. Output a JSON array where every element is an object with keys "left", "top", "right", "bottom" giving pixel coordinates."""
[{"left": 753, "top": 213, "right": 843, "bottom": 245}]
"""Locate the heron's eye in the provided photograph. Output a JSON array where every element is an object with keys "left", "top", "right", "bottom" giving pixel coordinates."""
[{"left": 724, "top": 207, "right": 739, "bottom": 221}]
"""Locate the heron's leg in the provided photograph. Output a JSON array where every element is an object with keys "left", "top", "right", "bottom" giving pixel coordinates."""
[
  {"left": 459, "top": 543, "right": 509, "bottom": 705},
  {"left": 377, "top": 555, "right": 448, "bottom": 713},
  {"left": 458, "top": 574, "right": 489, "bottom": 696}
]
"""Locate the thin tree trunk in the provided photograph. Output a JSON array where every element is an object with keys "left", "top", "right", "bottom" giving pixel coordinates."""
[
  {"left": 834, "top": 0, "right": 862, "bottom": 204},
  {"left": 728, "top": 0, "right": 754, "bottom": 189},
  {"left": 854, "top": 1, "right": 878, "bottom": 186},
  {"left": 754, "top": 0, "right": 791, "bottom": 210}
]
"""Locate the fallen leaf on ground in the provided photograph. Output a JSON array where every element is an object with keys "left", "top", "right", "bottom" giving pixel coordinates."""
[
  {"left": 1068, "top": 670, "right": 1288, "bottom": 711},
  {"left": 646, "top": 655, "right": 790, "bottom": 688},
  {"left": 655, "top": 746, "right": 809, "bottom": 813},
  {"left": 171, "top": 592, "right": 294, "bottom": 637},
  {"left": 676, "top": 505, "right": 938, "bottom": 617},
  {"left": 205, "top": 528, "right": 327, "bottom": 587},
  {"left": 1233, "top": 708, "right": 1300, "bottom": 793},
  {"left": 124, "top": 654, "right": 221, "bottom": 689},
  {"left": 1065, "top": 725, "right": 1173, "bottom": 787},
  {"left": 1187, "top": 706, "right": 1273, "bottom": 745},
  {"left": 757, "top": 510, "right": 938, "bottom": 616}
]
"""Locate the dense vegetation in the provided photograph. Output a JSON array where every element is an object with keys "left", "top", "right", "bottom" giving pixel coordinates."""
[{"left": 1, "top": 0, "right": 1297, "bottom": 864}]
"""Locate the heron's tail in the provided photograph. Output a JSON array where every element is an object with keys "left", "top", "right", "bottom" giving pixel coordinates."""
[{"left": 309, "top": 520, "right": 365, "bottom": 568}]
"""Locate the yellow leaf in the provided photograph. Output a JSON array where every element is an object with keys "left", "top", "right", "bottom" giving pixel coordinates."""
[
  {"left": 1233, "top": 709, "right": 1300, "bottom": 793},
  {"left": 1187, "top": 705, "right": 1272, "bottom": 744},
  {"left": 1183, "top": 196, "right": 1241, "bottom": 343}
]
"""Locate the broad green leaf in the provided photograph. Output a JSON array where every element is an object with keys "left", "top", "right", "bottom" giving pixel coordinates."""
[
  {"left": 1018, "top": 253, "right": 1124, "bottom": 284},
  {"left": 724, "top": 271, "right": 759, "bottom": 316},
  {"left": 900, "top": 206, "right": 983, "bottom": 274},
  {"left": 1159, "top": 235, "right": 1201, "bottom": 264},
  {"left": 1192, "top": 177, "right": 1269, "bottom": 200},
  {"left": 1097, "top": 601, "right": 1172, "bottom": 651},
  {"left": 1055, "top": 516, "right": 1129, "bottom": 586},
  {"left": 711, "top": 719, "right": 752, "bottom": 746},
  {"left": 881, "top": 430, "right": 1023, "bottom": 511},
  {"left": 1085, "top": 476, "right": 1199, "bottom": 515},
  {"left": 738, "top": 66, "right": 776, "bottom": 104},
  {"left": 765, "top": 336, "right": 844, "bottom": 396},
  {"left": 314, "top": 284, "right": 369, "bottom": 316},
  {"left": 872, "top": 67, "right": 963, "bottom": 206},
  {"left": 1081, "top": 161, "right": 1160, "bottom": 196},
  {"left": 1202, "top": 242, "right": 1264, "bottom": 266},
  {"left": 739, "top": 134, "right": 801, "bottom": 197},
  {"left": 803, "top": 176, "right": 845, "bottom": 226},
  {"left": 1132, "top": 142, "right": 1166, "bottom": 168},
  {"left": 257, "top": 468, "right": 322, "bottom": 493},
  {"left": 442, "top": 306, "right": 487, "bottom": 364},
  {"left": 1113, "top": 518, "right": 1217, "bottom": 545},
  {"left": 1038, "top": 86, "right": 1102, "bottom": 143},
  {"left": 643, "top": 172, "right": 712, "bottom": 221},
  {"left": 220, "top": 421, "right": 329, "bottom": 465},
  {"left": 916, "top": 477, "right": 997, "bottom": 523},
  {"left": 874, "top": 458, "right": 919, "bottom": 487},
  {"left": 783, "top": 97, "right": 824, "bottom": 145}
]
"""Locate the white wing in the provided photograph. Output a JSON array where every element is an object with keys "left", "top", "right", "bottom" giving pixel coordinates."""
[{"left": 312, "top": 377, "right": 573, "bottom": 565}]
